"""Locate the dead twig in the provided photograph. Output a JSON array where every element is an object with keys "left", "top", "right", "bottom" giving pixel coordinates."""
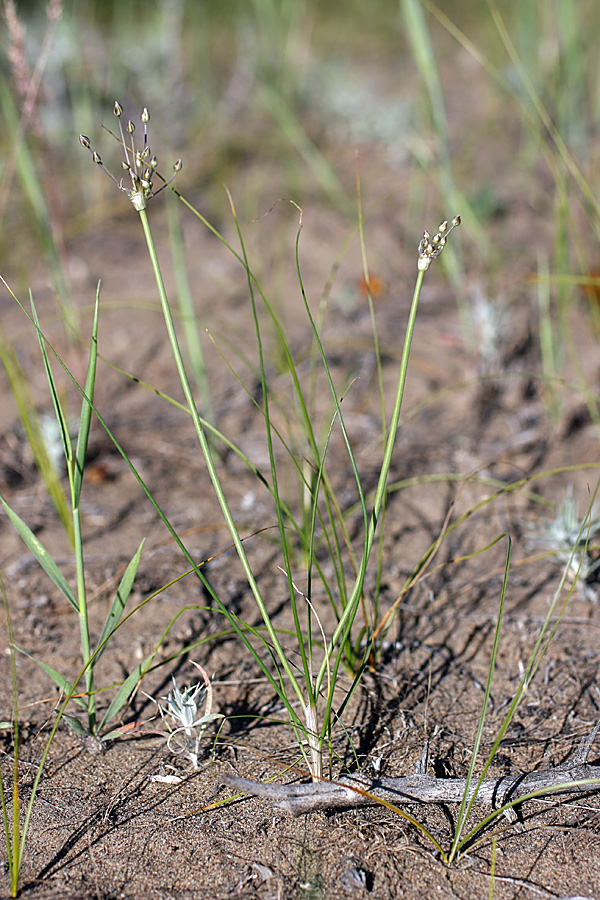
[{"left": 220, "top": 722, "right": 600, "bottom": 816}]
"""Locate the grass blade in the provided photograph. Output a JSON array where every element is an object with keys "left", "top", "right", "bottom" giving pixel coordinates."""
[
  {"left": 30, "top": 295, "right": 73, "bottom": 473},
  {"left": 94, "top": 540, "right": 145, "bottom": 666},
  {"left": 14, "top": 647, "right": 84, "bottom": 708},
  {"left": 449, "top": 535, "right": 511, "bottom": 861},
  {"left": 73, "top": 283, "right": 100, "bottom": 507},
  {"left": 0, "top": 496, "right": 77, "bottom": 609},
  {"left": 0, "top": 316, "right": 72, "bottom": 540},
  {"left": 0, "top": 572, "right": 21, "bottom": 897}
]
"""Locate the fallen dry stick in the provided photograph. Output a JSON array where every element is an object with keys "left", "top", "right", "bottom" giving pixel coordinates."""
[{"left": 221, "top": 723, "right": 600, "bottom": 816}]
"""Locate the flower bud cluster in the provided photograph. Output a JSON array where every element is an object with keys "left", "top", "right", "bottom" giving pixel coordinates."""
[
  {"left": 417, "top": 215, "right": 461, "bottom": 271},
  {"left": 79, "top": 102, "right": 181, "bottom": 211}
]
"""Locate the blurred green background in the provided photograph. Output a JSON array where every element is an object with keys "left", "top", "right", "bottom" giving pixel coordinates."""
[{"left": 2, "top": 0, "right": 600, "bottom": 344}]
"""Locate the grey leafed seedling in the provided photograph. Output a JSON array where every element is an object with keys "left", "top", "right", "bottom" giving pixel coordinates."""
[
  {"left": 148, "top": 662, "right": 223, "bottom": 777},
  {"left": 531, "top": 485, "right": 600, "bottom": 598}
]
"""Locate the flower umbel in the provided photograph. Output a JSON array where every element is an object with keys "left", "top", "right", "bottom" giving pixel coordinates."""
[
  {"left": 79, "top": 102, "right": 182, "bottom": 211},
  {"left": 417, "top": 215, "right": 461, "bottom": 272}
]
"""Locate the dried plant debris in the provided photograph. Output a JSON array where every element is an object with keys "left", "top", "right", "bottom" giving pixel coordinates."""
[{"left": 221, "top": 721, "right": 600, "bottom": 817}]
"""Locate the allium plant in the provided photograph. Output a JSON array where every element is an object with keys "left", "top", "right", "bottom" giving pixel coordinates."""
[{"left": 80, "top": 101, "right": 461, "bottom": 781}]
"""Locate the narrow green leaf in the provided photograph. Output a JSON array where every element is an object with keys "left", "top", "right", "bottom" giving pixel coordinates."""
[
  {"left": 198, "top": 712, "right": 224, "bottom": 725},
  {"left": 94, "top": 540, "right": 144, "bottom": 665},
  {"left": 99, "top": 653, "right": 155, "bottom": 730},
  {"left": 450, "top": 535, "right": 512, "bottom": 861},
  {"left": 30, "top": 296, "right": 72, "bottom": 468},
  {"left": 15, "top": 646, "right": 86, "bottom": 708},
  {"left": 0, "top": 498, "right": 77, "bottom": 610},
  {"left": 73, "top": 284, "right": 100, "bottom": 506},
  {"left": 100, "top": 726, "right": 135, "bottom": 742},
  {"left": 60, "top": 714, "right": 90, "bottom": 737},
  {"left": 0, "top": 316, "right": 72, "bottom": 541}
]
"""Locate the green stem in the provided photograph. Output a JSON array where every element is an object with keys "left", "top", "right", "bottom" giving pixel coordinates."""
[
  {"left": 0, "top": 574, "right": 20, "bottom": 896},
  {"left": 137, "top": 207, "right": 306, "bottom": 709},
  {"left": 72, "top": 502, "right": 94, "bottom": 732},
  {"left": 316, "top": 268, "right": 426, "bottom": 694}
]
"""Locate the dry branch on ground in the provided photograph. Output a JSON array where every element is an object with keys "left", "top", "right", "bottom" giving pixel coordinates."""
[{"left": 221, "top": 722, "right": 600, "bottom": 816}]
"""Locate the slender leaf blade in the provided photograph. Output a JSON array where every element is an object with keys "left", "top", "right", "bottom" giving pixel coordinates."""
[
  {"left": 100, "top": 654, "right": 155, "bottom": 730},
  {"left": 30, "top": 296, "right": 72, "bottom": 467},
  {"left": 73, "top": 284, "right": 100, "bottom": 506},
  {"left": 94, "top": 540, "right": 144, "bottom": 664},
  {"left": 15, "top": 646, "right": 86, "bottom": 708},
  {"left": 61, "top": 714, "right": 90, "bottom": 737},
  {"left": 0, "top": 497, "right": 77, "bottom": 609}
]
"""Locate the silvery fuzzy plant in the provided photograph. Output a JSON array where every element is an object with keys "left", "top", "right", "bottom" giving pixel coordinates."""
[
  {"left": 531, "top": 485, "right": 600, "bottom": 597},
  {"left": 149, "top": 662, "right": 223, "bottom": 773}
]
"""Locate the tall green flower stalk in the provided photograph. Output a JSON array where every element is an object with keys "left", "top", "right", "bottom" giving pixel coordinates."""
[
  {"left": 80, "top": 102, "right": 460, "bottom": 780},
  {"left": 80, "top": 106, "right": 310, "bottom": 753}
]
